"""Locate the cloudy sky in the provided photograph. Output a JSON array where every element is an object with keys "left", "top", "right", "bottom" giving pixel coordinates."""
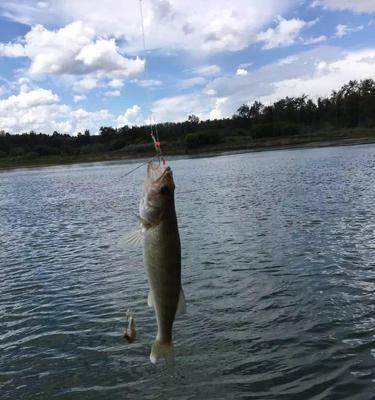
[{"left": 0, "top": 0, "right": 375, "bottom": 134}]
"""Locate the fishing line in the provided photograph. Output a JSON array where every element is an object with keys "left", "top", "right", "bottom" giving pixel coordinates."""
[
  {"left": 138, "top": 0, "right": 146, "bottom": 50},
  {"left": 138, "top": 0, "right": 166, "bottom": 167},
  {"left": 122, "top": 157, "right": 156, "bottom": 178},
  {"left": 121, "top": 1, "right": 166, "bottom": 181}
]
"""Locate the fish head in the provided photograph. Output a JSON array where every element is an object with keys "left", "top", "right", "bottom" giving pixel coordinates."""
[{"left": 139, "top": 162, "right": 175, "bottom": 226}]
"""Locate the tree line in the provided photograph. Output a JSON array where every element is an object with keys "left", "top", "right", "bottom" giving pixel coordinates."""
[{"left": 1, "top": 78, "right": 375, "bottom": 159}]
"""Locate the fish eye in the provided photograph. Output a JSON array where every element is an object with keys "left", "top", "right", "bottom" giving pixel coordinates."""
[{"left": 160, "top": 185, "right": 170, "bottom": 195}]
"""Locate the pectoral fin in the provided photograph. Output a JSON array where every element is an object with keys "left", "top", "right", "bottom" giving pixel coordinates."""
[
  {"left": 148, "top": 288, "right": 186, "bottom": 313},
  {"left": 125, "top": 230, "right": 143, "bottom": 246},
  {"left": 176, "top": 288, "right": 186, "bottom": 316},
  {"left": 147, "top": 290, "right": 154, "bottom": 307}
]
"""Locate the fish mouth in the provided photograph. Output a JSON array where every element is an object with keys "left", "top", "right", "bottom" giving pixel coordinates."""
[
  {"left": 156, "top": 166, "right": 172, "bottom": 183},
  {"left": 147, "top": 162, "right": 172, "bottom": 183}
]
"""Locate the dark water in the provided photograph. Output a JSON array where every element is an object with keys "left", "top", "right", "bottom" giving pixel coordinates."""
[{"left": 1, "top": 145, "right": 375, "bottom": 400}]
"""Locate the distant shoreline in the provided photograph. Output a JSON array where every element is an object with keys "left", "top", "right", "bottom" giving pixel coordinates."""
[{"left": 1, "top": 135, "right": 375, "bottom": 171}]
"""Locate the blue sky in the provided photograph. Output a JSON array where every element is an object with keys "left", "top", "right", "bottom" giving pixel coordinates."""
[{"left": 0, "top": 0, "right": 375, "bottom": 134}]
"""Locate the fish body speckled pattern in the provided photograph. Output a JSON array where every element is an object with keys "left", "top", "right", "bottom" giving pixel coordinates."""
[{"left": 136, "top": 162, "right": 186, "bottom": 364}]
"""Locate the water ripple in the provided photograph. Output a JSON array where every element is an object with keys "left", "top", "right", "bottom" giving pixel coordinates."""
[{"left": 1, "top": 145, "right": 375, "bottom": 399}]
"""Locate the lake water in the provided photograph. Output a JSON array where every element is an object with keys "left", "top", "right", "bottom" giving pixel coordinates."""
[{"left": 1, "top": 145, "right": 375, "bottom": 400}]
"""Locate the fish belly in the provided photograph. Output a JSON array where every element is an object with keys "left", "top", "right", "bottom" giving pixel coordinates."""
[{"left": 144, "top": 219, "right": 181, "bottom": 363}]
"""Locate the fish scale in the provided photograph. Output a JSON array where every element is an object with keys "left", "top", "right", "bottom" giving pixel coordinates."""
[{"left": 137, "top": 162, "right": 186, "bottom": 365}]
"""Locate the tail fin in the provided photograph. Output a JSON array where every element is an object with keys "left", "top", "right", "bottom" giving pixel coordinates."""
[{"left": 150, "top": 340, "right": 174, "bottom": 367}]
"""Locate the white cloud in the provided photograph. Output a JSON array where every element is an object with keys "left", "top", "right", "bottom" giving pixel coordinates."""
[
  {"left": 193, "top": 65, "right": 221, "bottom": 76},
  {"left": 151, "top": 94, "right": 216, "bottom": 122},
  {"left": 0, "top": 21, "right": 145, "bottom": 85},
  {"left": 37, "top": 1, "right": 49, "bottom": 9},
  {"left": 16, "top": 77, "right": 32, "bottom": 93},
  {"left": 335, "top": 24, "right": 364, "bottom": 37},
  {"left": 265, "top": 51, "right": 375, "bottom": 101},
  {"left": 256, "top": 17, "right": 312, "bottom": 49},
  {"left": 335, "top": 25, "right": 348, "bottom": 37},
  {"left": 117, "top": 105, "right": 144, "bottom": 127},
  {"left": 73, "top": 107, "right": 112, "bottom": 123},
  {"left": 178, "top": 76, "right": 206, "bottom": 89},
  {"left": 313, "top": 0, "right": 375, "bottom": 13},
  {"left": 0, "top": 87, "right": 59, "bottom": 110},
  {"left": 306, "top": 18, "right": 320, "bottom": 28},
  {"left": 148, "top": 46, "right": 375, "bottom": 123},
  {"left": 0, "top": 86, "right": 6, "bottom": 97},
  {"left": 0, "top": 78, "right": 13, "bottom": 98},
  {"left": 204, "top": 88, "right": 217, "bottom": 96},
  {"left": 3, "top": 46, "right": 375, "bottom": 132},
  {"left": 108, "top": 79, "right": 124, "bottom": 88},
  {"left": 104, "top": 89, "right": 121, "bottom": 97},
  {"left": 0, "top": 86, "right": 113, "bottom": 134},
  {"left": 316, "top": 61, "right": 328, "bottom": 71},
  {"left": 209, "top": 97, "right": 228, "bottom": 119},
  {"left": 278, "top": 55, "right": 299, "bottom": 65},
  {"left": 74, "top": 36, "right": 144, "bottom": 79},
  {"left": 239, "top": 62, "right": 253, "bottom": 69},
  {"left": 212, "top": 47, "right": 375, "bottom": 108},
  {"left": 304, "top": 35, "right": 328, "bottom": 45},
  {"left": 73, "top": 94, "right": 87, "bottom": 103},
  {"left": 0, "top": 42, "right": 26, "bottom": 57},
  {"left": 135, "top": 79, "right": 163, "bottom": 87},
  {"left": 18, "top": 77, "right": 30, "bottom": 85},
  {"left": 73, "top": 76, "right": 98, "bottom": 92},
  {"left": 236, "top": 68, "right": 248, "bottom": 76},
  {"left": 0, "top": 0, "right": 296, "bottom": 54}
]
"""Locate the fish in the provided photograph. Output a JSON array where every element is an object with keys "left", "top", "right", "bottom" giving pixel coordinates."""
[{"left": 128, "top": 162, "right": 185, "bottom": 365}]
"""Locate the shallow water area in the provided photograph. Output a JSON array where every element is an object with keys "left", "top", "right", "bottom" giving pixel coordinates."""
[{"left": 1, "top": 145, "right": 375, "bottom": 399}]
